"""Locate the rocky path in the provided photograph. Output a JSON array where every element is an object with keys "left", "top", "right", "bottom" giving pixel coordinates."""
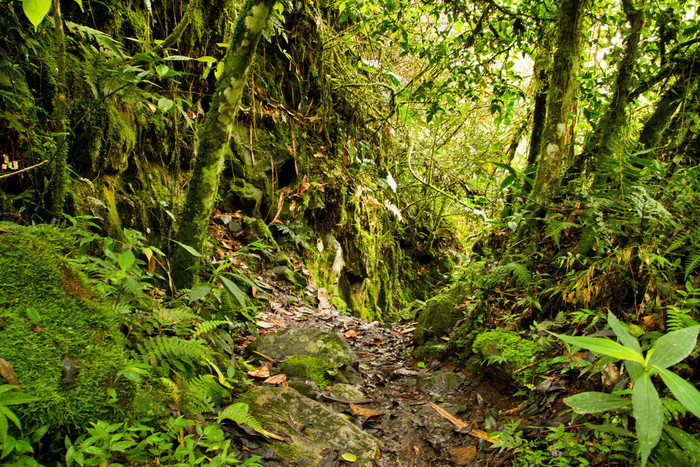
[{"left": 230, "top": 275, "right": 521, "bottom": 466}]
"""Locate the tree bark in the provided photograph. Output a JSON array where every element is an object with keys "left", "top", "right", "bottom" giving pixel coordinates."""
[
  {"left": 531, "top": 0, "right": 585, "bottom": 202},
  {"left": 50, "top": 0, "right": 69, "bottom": 218},
  {"left": 638, "top": 78, "right": 689, "bottom": 150},
  {"left": 589, "top": 0, "right": 643, "bottom": 178},
  {"left": 172, "top": 0, "right": 275, "bottom": 288}
]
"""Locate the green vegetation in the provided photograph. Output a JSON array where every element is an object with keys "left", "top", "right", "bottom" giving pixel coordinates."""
[{"left": 2, "top": 0, "right": 700, "bottom": 464}]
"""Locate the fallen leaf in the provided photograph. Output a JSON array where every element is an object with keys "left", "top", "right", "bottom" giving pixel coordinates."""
[
  {"left": 428, "top": 402, "right": 497, "bottom": 444},
  {"left": 256, "top": 320, "right": 275, "bottom": 329},
  {"left": 449, "top": 446, "right": 477, "bottom": 465},
  {"left": 264, "top": 373, "right": 287, "bottom": 386},
  {"left": 269, "top": 318, "right": 287, "bottom": 328},
  {"left": 341, "top": 452, "right": 357, "bottom": 462},
  {"left": 0, "top": 357, "right": 19, "bottom": 388},
  {"left": 345, "top": 329, "right": 358, "bottom": 338},
  {"left": 350, "top": 404, "right": 383, "bottom": 418},
  {"left": 317, "top": 287, "right": 332, "bottom": 313},
  {"left": 248, "top": 362, "right": 271, "bottom": 378},
  {"left": 399, "top": 326, "right": 416, "bottom": 334},
  {"left": 252, "top": 286, "right": 257, "bottom": 298}
]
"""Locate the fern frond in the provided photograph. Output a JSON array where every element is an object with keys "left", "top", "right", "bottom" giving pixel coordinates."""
[
  {"left": 217, "top": 402, "right": 274, "bottom": 438},
  {"left": 505, "top": 262, "right": 532, "bottom": 287},
  {"left": 545, "top": 219, "right": 578, "bottom": 248},
  {"left": 685, "top": 251, "right": 700, "bottom": 279},
  {"left": 192, "top": 320, "right": 228, "bottom": 338},
  {"left": 141, "top": 335, "right": 211, "bottom": 367},
  {"left": 186, "top": 375, "right": 228, "bottom": 413}
]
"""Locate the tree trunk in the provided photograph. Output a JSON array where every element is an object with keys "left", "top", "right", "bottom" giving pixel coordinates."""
[
  {"left": 172, "top": 0, "right": 275, "bottom": 288},
  {"left": 589, "top": 0, "right": 643, "bottom": 178},
  {"left": 638, "top": 78, "right": 689, "bottom": 150},
  {"left": 50, "top": 0, "right": 68, "bottom": 218},
  {"left": 531, "top": 0, "right": 585, "bottom": 202}
]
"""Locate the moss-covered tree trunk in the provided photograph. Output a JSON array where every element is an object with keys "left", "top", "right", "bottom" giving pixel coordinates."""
[
  {"left": 638, "top": 78, "right": 690, "bottom": 150},
  {"left": 589, "top": 0, "right": 643, "bottom": 178},
  {"left": 172, "top": 0, "right": 275, "bottom": 288},
  {"left": 531, "top": 0, "right": 585, "bottom": 202},
  {"left": 50, "top": 0, "right": 69, "bottom": 218}
]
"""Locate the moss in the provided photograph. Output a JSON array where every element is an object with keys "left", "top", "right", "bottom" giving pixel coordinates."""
[
  {"left": 0, "top": 225, "right": 134, "bottom": 434},
  {"left": 472, "top": 329, "right": 549, "bottom": 388},
  {"left": 413, "top": 283, "right": 470, "bottom": 345},
  {"left": 279, "top": 355, "right": 338, "bottom": 389}
]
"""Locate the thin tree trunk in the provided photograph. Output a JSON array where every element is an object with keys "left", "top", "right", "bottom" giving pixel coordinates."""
[
  {"left": 589, "top": 0, "right": 643, "bottom": 180},
  {"left": 638, "top": 78, "right": 689, "bottom": 149},
  {"left": 50, "top": 0, "right": 68, "bottom": 218},
  {"left": 531, "top": 0, "right": 585, "bottom": 202},
  {"left": 172, "top": 0, "right": 275, "bottom": 288}
]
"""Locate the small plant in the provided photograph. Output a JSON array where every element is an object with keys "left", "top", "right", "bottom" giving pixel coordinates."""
[
  {"left": 0, "top": 385, "right": 41, "bottom": 462},
  {"left": 552, "top": 311, "right": 700, "bottom": 465}
]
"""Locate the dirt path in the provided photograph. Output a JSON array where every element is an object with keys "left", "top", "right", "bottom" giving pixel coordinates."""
[{"left": 241, "top": 277, "right": 522, "bottom": 466}]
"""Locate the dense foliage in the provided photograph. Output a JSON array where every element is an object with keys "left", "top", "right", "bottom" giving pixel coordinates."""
[{"left": 1, "top": 0, "right": 699, "bottom": 464}]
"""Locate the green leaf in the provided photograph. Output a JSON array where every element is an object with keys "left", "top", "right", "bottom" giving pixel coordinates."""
[
  {"left": 0, "top": 412, "right": 7, "bottom": 442},
  {"left": 195, "top": 56, "right": 218, "bottom": 63},
  {"left": 607, "top": 311, "right": 642, "bottom": 353},
  {"left": 22, "top": 0, "right": 51, "bottom": 31},
  {"left": 189, "top": 282, "right": 212, "bottom": 302},
  {"left": 25, "top": 307, "right": 41, "bottom": 323},
  {"left": 654, "top": 366, "right": 700, "bottom": 419},
  {"left": 663, "top": 426, "right": 700, "bottom": 460},
  {"left": 74, "top": 0, "right": 83, "bottom": 12},
  {"left": 219, "top": 276, "right": 247, "bottom": 309},
  {"left": 0, "top": 405, "right": 21, "bottom": 430},
  {"left": 551, "top": 332, "right": 645, "bottom": 364},
  {"left": 646, "top": 326, "right": 700, "bottom": 369},
  {"left": 117, "top": 249, "right": 136, "bottom": 271},
  {"left": 563, "top": 392, "right": 630, "bottom": 414},
  {"left": 632, "top": 373, "right": 663, "bottom": 466},
  {"left": 341, "top": 452, "right": 357, "bottom": 462},
  {"left": 584, "top": 423, "right": 635, "bottom": 437},
  {"left": 171, "top": 239, "right": 202, "bottom": 257},
  {"left": 0, "top": 391, "right": 40, "bottom": 405}
]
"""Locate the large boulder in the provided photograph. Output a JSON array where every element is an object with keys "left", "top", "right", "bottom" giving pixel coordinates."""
[
  {"left": 413, "top": 283, "right": 470, "bottom": 345},
  {"left": 235, "top": 386, "right": 381, "bottom": 466},
  {"left": 250, "top": 327, "right": 361, "bottom": 388},
  {"left": 0, "top": 224, "right": 134, "bottom": 433}
]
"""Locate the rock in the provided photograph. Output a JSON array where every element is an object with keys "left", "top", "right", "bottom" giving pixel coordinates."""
[
  {"left": 416, "top": 371, "right": 465, "bottom": 398},
  {"left": 252, "top": 328, "right": 362, "bottom": 388},
  {"left": 236, "top": 386, "right": 381, "bottom": 466},
  {"left": 330, "top": 383, "right": 367, "bottom": 402},
  {"left": 413, "top": 283, "right": 470, "bottom": 345},
  {"left": 214, "top": 214, "right": 233, "bottom": 225},
  {"left": 252, "top": 328, "right": 358, "bottom": 368}
]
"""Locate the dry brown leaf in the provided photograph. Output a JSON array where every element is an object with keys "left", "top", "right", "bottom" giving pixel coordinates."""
[
  {"left": 0, "top": 357, "right": 19, "bottom": 388},
  {"left": 349, "top": 404, "right": 383, "bottom": 418},
  {"left": 251, "top": 286, "right": 257, "bottom": 298},
  {"left": 344, "top": 329, "right": 358, "bottom": 338},
  {"left": 248, "top": 362, "right": 271, "bottom": 378},
  {"left": 427, "top": 402, "right": 497, "bottom": 444},
  {"left": 449, "top": 446, "right": 477, "bottom": 465},
  {"left": 269, "top": 318, "right": 287, "bottom": 328},
  {"left": 264, "top": 373, "right": 287, "bottom": 386},
  {"left": 256, "top": 320, "right": 275, "bottom": 329}
]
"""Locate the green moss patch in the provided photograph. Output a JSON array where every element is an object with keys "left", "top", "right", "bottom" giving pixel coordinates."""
[
  {"left": 472, "top": 329, "right": 548, "bottom": 388},
  {"left": 280, "top": 355, "right": 337, "bottom": 389},
  {"left": 0, "top": 225, "right": 134, "bottom": 432}
]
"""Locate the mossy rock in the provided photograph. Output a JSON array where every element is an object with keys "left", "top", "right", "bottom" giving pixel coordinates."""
[
  {"left": 471, "top": 329, "right": 548, "bottom": 388},
  {"left": 235, "top": 386, "right": 381, "bottom": 466},
  {"left": 279, "top": 355, "right": 338, "bottom": 389},
  {"left": 0, "top": 225, "right": 134, "bottom": 432},
  {"left": 413, "top": 283, "right": 470, "bottom": 345},
  {"left": 251, "top": 328, "right": 358, "bottom": 367}
]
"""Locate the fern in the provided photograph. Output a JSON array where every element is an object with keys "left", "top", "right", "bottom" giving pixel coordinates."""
[
  {"left": 192, "top": 320, "right": 228, "bottom": 338},
  {"left": 140, "top": 335, "right": 211, "bottom": 367},
  {"left": 545, "top": 218, "right": 578, "bottom": 248},
  {"left": 685, "top": 251, "right": 700, "bottom": 280},
  {"left": 186, "top": 375, "right": 229, "bottom": 413},
  {"left": 217, "top": 403, "right": 274, "bottom": 438},
  {"left": 504, "top": 261, "right": 532, "bottom": 287}
]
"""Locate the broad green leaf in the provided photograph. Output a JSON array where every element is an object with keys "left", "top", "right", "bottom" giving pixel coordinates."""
[
  {"left": 663, "top": 426, "right": 700, "bottom": 460},
  {"left": 25, "top": 307, "right": 41, "bottom": 323},
  {"left": 0, "top": 391, "right": 40, "bottom": 405},
  {"left": 654, "top": 366, "right": 700, "bottom": 419},
  {"left": 189, "top": 282, "right": 212, "bottom": 302},
  {"left": 0, "top": 406, "right": 20, "bottom": 430},
  {"left": 552, "top": 332, "right": 645, "bottom": 364},
  {"left": 341, "top": 452, "right": 357, "bottom": 462},
  {"left": 0, "top": 412, "right": 7, "bottom": 442},
  {"left": 219, "top": 276, "right": 247, "bottom": 309},
  {"left": 22, "top": 0, "right": 51, "bottom": 31},
  {"left": 1, "top": 434, "right": 15, "bottom": 458},
  {"left": 607, "top": 311, "right": 642, "bottom": 353},
  {"left": 117, "top": 249, "right": 136, "bottom": 271},
  {"left": 157, "top": 97, "right": 174, "bottom": 113},
  {"left": 195, "top": 56, "right": 218, "bottom": 63},
  {"left": 646, "top": 326, "right": 700, "bottom": 369},
  {"left": 564, "top": 392, "right": 630, "bottom": 414},
  {"left": 170, "top": 239, "right": 202, "bottom": 257},
  {"left": 632, "top": 374, "right": 663, "bottom": 466}
]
